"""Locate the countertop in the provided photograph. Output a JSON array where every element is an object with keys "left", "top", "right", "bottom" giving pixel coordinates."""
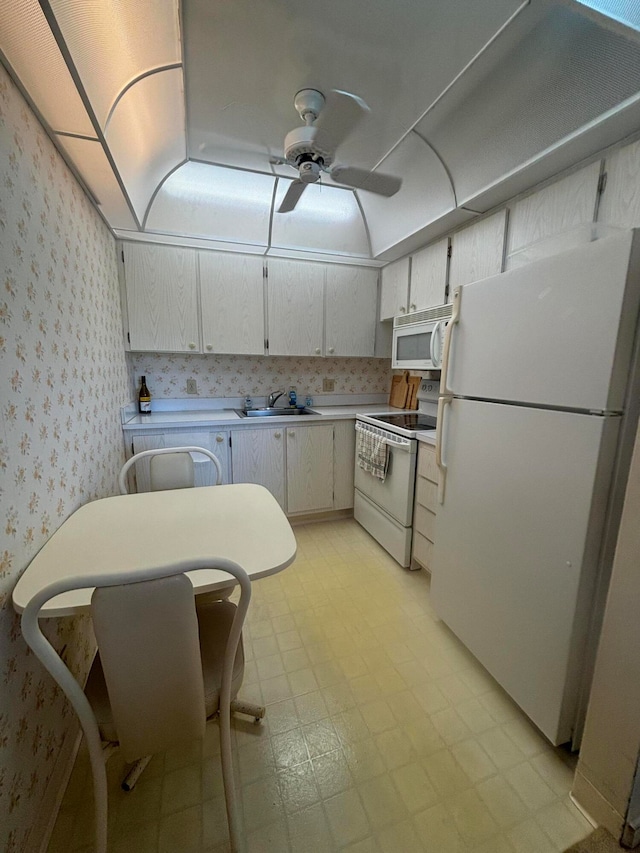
[
  {"left": 416, "top": 430, "right": 437, "bottom": 446},
  {"left": 122, "top": 404, "right": 407, "bottom": 431}
]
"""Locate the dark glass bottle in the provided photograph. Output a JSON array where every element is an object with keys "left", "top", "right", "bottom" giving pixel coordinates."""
[{"left": 138, "top": 376, "right": 151, "bottom": 414}]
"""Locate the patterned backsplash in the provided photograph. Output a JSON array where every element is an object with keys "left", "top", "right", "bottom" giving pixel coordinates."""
[
  {"left": 129, "top": 352, "right": 392, "bottom": 399},
  {"left": 0, "top": 66, "right": 132, "bottom": 850}
]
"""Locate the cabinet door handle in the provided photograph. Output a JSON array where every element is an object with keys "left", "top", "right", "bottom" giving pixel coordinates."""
[
  {"left": 328, "top": 347, "right": 335, "bottom": 354},
  {"left": 188, "top": 342, "right": 196, "bottom": 350},
  {"left": 274, "top": 432, "right": 282, "bottom": 439},
  {"left": 399, "top": 306, "right": 406, "bottom": 314},
  {"left": 215, "top": 434, "right": 224, "bottom": 443},
  {"left": 410, "top": 303, "right": 416, "bottom": 311},
  {"left": 206, "top": 344, "right": 213, "bottom": 351},
  {"left": 289, "top": 430, "right": 295, "bottom": 437},
  {"left": 315, "top": 347, "right": 321, "bottom": 354}
]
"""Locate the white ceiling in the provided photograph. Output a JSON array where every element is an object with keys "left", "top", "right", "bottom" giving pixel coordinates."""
[{"left": 1, "top": 0, "right": 640, "bottom": 261}]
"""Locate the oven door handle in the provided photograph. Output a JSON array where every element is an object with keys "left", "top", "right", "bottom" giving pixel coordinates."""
[
  {"left": 436, "top": 394, "right": 452, "bottom": 504},
  {"left": 384, "top": 438, "right": 411, "bottom": 450}
]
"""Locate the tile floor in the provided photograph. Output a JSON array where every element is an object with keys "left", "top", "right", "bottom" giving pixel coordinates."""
[{"left": 48, "top": 518, "right": 595, "bottom": 853}]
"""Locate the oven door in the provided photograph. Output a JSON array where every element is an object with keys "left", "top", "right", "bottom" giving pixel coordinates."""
[
  {"left": 354, "top": 425, "right": 417, "bottom": 526},
  {"left": 392, "top": 320, "right": 446, "bottom": 370}
]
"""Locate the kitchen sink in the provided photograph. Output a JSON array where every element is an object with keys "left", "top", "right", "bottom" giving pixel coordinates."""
[{"left": 235, "top": 407, "right": 319, "bottom": 418}]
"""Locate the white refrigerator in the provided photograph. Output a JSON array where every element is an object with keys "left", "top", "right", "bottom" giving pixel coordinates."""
[{"left": 432, "top": 230, "right": 640, "bottom": 747}]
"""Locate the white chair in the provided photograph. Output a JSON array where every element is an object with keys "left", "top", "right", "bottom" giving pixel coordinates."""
[
  {"left": 21, "top": 559, "right": 250, "bottom": 853},
  {"left": 118, "top": 445, "right": 223, "bottom": 495}
]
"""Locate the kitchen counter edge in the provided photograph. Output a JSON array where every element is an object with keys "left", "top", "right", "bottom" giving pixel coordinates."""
[{"left": 122, "top": 404, "right": 407, "bottom": 431}]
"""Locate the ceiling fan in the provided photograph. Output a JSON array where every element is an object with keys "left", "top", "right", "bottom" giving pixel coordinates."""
[{"left": 273, "top": 88, "right": 402, "bottom": 213}]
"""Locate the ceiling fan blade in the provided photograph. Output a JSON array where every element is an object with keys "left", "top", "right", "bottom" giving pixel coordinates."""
[
  {"left": 312, "top": 90, "right": 370, "bottom": 154},
  {"left": 277, "top": 180, "right": 307, "bottom": 213},
  {"left": 330, "top": 165, "right": 402, "bottom": 197}
]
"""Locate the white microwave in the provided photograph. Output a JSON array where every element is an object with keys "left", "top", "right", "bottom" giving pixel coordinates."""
[{"left": 391, "top": 304, "right": 453, "bottom": 371}]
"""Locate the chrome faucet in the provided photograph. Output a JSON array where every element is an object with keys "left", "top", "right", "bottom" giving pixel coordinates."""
[{"left": 267, "top": 390, "right": 285, "bottom": 408}]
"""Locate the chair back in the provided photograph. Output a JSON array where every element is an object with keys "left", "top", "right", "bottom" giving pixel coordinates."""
[
  {"left": 119, "top": 446, "right": 223, "bottom": 494},
  {"left": 91, "top": 573, "right": 205, "bottom": 762},
  {"left": 150, "top": 452, "right": 194, "bottom": 491}
]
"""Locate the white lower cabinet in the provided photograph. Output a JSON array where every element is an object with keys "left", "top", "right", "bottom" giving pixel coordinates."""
[
  {"left": 412, "top": 442, "right": 438, "bottom": 570},
  {"left": 128, "top": 417, "right": 358, "bottom": 516},
  {"left": 131, "top": 430, "right": 230, "bottom": 492},
  {"left": 231, "top": 427, "right": 286, "bottom": 509},
  {"left": 286, "top": 424, "right": 334, "bottom": 514},
  {"left": 333, "top": 420, "right": 356, "bottom": 511}
]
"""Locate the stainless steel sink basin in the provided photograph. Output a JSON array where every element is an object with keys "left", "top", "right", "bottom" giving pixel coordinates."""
[{"left": 235, "top": 407, "right": 319, "bottom": 418}]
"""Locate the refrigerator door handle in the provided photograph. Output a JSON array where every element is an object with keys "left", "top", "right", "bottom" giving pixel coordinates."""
[
  {"left": 440, "top": 286, "right": 462, "bottom": 397},
  {"left": 436, "top": 394, "right": 452, "bottom": 504}
]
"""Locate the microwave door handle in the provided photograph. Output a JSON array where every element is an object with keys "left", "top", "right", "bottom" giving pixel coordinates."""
[
  {"left": 439, "top": 287, "right": 461, "bottom": 396},
  {"left": 430, "top": 321, "right": 441, "bottom": 367}
]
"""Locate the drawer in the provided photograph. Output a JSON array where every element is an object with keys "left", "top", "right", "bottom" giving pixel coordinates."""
[
  {"left": 412, "top": 531, "right": 434, "bottom": 570},
  {"left": 417, "top": 443, "right": 439, "bottom": 484},
  {"left": 414, "top": 502, "right": 436, "bottom": 542},
  {"left": 415, "top": 476, "right": 438, "bottom": 513}
]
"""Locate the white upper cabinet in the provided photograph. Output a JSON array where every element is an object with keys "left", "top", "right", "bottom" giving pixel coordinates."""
[
  {"left": 325, "top": 266, "right": 378, "bottom": 357},
  {"left": 409, "top": 239, "right": 449, "bottom": 311},
  {"left": 598, "top": 139, "right": 640, "bottom": 230},
  {"left": 449, "top": 210, "right": 507, "bottom": 290},
  {"left": 199, "top": 252, "right": 265, "bottom": 354},
  {"left": 379, "top": 257, "right": 410, "bottom": 320},
  {"left": 123, "top": 242, "right": 200, "bottom": 352},
  {"left": 506, "top": 162, "right": 602, "bottom": 269},
  {"left": 267, "top": 259, "right": 325, "bottom": 356}
]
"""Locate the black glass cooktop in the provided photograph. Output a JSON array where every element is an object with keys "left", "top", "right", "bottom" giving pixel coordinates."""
[{"left": 371, "top": 414, "right": 437, "bottom": 431}]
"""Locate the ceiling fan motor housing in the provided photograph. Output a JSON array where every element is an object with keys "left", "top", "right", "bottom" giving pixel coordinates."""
[{"left": 283, "top": 126, "right": 334, "bottom": 170}]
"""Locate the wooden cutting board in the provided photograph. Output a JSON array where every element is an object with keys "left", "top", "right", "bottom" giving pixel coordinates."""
[
  {"left": 389, "top": 372, "right": 410, "bottom": 408},
  {"left": 406, "top": 376, "right": 421, "bottom": 410}
]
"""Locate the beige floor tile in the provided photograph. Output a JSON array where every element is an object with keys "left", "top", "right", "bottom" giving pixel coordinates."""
[
  {"left": 477, "top": 727, "right": 527, "bottom": 770},
  {"left": 264, "top": 698, "right": 299, "bottom": 735},
  {"left": 423, "top": 749, "right": 472, "bottom": 797},
  {"left": 377, "top": 818, "right": 426, "bottom": 852},
  {"left": 390, "top": 761, "right": 439, "bottom": 814},
  {"left": 281, "top": 646, "right": 311, "bottom": 674},
  {"left": 259, "top": 673, "right": 292, "bottom": 705},
  {"left": 288, "top": 666, "right": 320, "bottom": 696},
  {"left": 158, "top": 804, "right": 202, "bottom": 853},
  {"left": 358, "top": 773, "right": 408, "bottom": 830},
  {"left": 430, "top": 706, "right": 473, "bottom": 745},
  {"left": 201, "top": 794, "right": 231, "bottom": 849},
  {"left": 271, "top": 727, "right": 310, "bottom": 770},
  {"left": 294, "top": 689, "right": 329, "bottom": 724},
  {"left": 504, "top": 761, "right": 557, "bottom": 811},
  {"left": 530, "top": 750, "right": 577, "bottom": 797},
  {"left": 450, "top": 738, "right": 498, "bottom": 783},
  {"left": 343, "top": 738, "right": 387, "bottom": 784},
  {"left": 413, "top": 802, "right": 467, "bottom": 852},
  {"left": 341, "top": 836, "right": 380, "bottom": 853},
  {"left": 277, "top": 760, "right": 321, "bottom": 814},
  {"left": 287, "top": 802, "right": 334, "bottom": 853},
  {"left": 110, "top": 821, "right": 160, "bottom": 853},
  {"left": 446, "top": 787, "right": 500, "bottom": 844},
  {"left": 476, "top": 774, "right": 530, "bottom": 828},
  {"left": 536, "top": 799, "right": 594, "bottom": 850},
  {"left": 160, "top": 763, "right": 202, "bottom": 815},
  {"left": 303, "top": 718, "right": 342, "bottom": 759},
  {"left": 507, "top": 817, "right": 559, "bottom": 852},
  {"left": 255, "top": 652, "right": 286, "bottom": 681},
  {"left": 240, "top": 776, "right": 285, "bottom": 835},
  {"left": 455, "top": 697, "right": 499, "bottom": 734},
  {"left": 374, "top": 727, "right": 416, "bottom": 771},
  {"left": 360, "top": 699, "right": 397, "bottom": 735},
  {"left": 312, "top": 749, "right": 354, "bottom": 800},
  {"left": 245, "top": 817, "right": 291, "bottom": 853},
  {"left": 324, "top": 787, "right": 371, "bottom": 847}
]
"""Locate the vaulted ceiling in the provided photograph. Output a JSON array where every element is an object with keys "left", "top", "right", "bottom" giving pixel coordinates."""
[{"left": 2, "top": 0, "right": 640, "bottom": 262}]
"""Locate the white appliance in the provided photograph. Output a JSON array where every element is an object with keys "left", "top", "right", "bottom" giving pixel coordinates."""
[
  {"left": 354, "top": 381, "right": 439, "bottom": 566},
  {"left": 392, "top": 304, "right": 453, "bottom": 371},
  {"left": 432, "top": 231, "right": 640, "bottom": 747}
]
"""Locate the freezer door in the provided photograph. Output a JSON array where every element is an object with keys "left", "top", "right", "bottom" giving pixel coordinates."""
[
  {"left": 431, "top": 398, "right": 619, "bottom": 745},
  {"left": 447, "top": 231, "right": 640, "bottom": 412}
]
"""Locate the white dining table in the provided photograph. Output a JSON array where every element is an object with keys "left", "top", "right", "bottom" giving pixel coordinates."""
[{"left": 13, "top": 482, "right": 297, "bottom": 617}]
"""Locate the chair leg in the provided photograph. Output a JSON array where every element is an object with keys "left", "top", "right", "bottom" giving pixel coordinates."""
[
  {"left": 121, "top": 755, "right": 152, "bottom": 791},
  {"left": 230, "top": 699, "right": 266, "bottom": 723},
  {"left": 219, "top": 703, "right": 242, "bottom": 853}
]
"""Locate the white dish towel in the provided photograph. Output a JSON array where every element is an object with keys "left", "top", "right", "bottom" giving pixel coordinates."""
[{"left": 356, "top": 429, "right": 389, "bottom": 482}]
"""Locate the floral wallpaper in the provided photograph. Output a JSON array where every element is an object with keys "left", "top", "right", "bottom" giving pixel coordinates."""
[
  {"left": 0, "top": 65, "right": 132, "bottom": 851},
  {"left": 130, "top": 353, "right": 391, "bottom": 399}
]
